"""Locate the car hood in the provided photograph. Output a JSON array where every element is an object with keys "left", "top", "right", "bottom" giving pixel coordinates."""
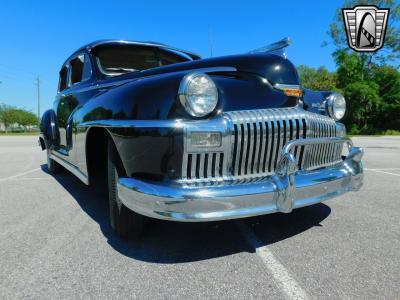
[{"left": 113, "top": 53, "right": 300, "bottom": 86}]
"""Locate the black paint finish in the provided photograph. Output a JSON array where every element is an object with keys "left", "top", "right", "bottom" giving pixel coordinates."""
[{"left": 41, "top": 41, "right": 326, "bottom": 183}]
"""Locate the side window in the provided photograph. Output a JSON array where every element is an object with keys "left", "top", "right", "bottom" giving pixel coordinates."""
[
  {"left": 69, "top": 54, "right": 92, "bottom": 85},
  {"left": 82, "top": 54, "right": 92, "bottom": 81},
  {"left": 70, "top": 56, "right": 84, "bottom": 85},
  {"left": 59, "top": 66, "right": 68, "bottom": 91}
]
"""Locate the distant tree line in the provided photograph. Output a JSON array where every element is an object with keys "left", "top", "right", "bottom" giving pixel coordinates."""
[
  {"left": 298, "top": 59, "right": 400, "bottom": 134},
  {"left": 298, "top": 0, "right": 400, "bottom": 135},
  {"left": 0, "top": 103, "right": 39, "bottom": 133}
]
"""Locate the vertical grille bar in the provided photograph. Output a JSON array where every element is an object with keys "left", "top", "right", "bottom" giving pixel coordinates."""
[
  {"left": 183, "top": 107, "right": 344, "bottom": 182},
  {"left": 292, "top": 118, "right": 298, "bottom": 163},
  {"left": 299, "top": 117, "right": 306, "bottom": 169},
  {"left": 275, "top": 115, "right": 284, "bottom": 170},
  {"left": 258, "top": 112, "right": 267, "bottom": 174},
  {"left": 240, "top": 112, "right": 248, "bottom": 176},
  {"left": 269, "top": 119, "right": 277, "bottom": 173},
  {"left": 247, "top": 112, "right": 255, "bottom": 175},
  {"left": 234, "top": 122, "right": 242, "bottom": 176},
  {"left": 252, "top": 114, "right": 261, "bottom": 174}
]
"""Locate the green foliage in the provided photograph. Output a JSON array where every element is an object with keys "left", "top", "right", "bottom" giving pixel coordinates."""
[
  {"left": 297, "top": 65, "right": 338, "bottom": 90},
  {"left": 334, "top": 50, "right": 369, "bottom": 86},
  {"left": 297, "top": 59, "right": 400, "bottom": 134},
  {"left": 0, "top": 103, "right": 39, "bottom": 132},
  {"left": 342, "top": 81, "right": 381, "bottom": 128}
]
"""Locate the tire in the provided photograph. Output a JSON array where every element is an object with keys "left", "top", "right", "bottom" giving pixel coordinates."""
[
  {"left": 46, "top": 148, "right": 62, "bottom": 174},
  {"left": 107, "top": 138, "right": 145, "bottom": 237}
]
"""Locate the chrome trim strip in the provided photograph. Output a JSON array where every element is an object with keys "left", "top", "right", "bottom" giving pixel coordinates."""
[
  {"left": 49, "top": 152, "right": 89, "bottom": 185},
  {"left": 273, "top": 83, "right": 302, "bottom": 90},
  {"left": 78, "top": 119, "right": 186, "bottom": 128},
  {"left": 188, "top": 66, "right": 237, "bottom": 74}
]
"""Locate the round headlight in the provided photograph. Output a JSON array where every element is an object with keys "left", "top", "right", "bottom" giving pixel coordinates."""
[
  {"left": 179, "top": 73, "right": 218, "bottom": 117},
  {"left": 326, "top": 93, "right": 346, "bottom": 121}
]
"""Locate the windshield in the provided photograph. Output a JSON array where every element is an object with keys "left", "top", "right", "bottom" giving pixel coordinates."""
[{"left": 94, "top": 45, "right": 190, "bottom": 76}]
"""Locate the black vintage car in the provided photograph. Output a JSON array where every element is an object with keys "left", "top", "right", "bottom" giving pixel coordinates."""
[{"left": 39, "top": 38, "right": 364, "bottom": 237}]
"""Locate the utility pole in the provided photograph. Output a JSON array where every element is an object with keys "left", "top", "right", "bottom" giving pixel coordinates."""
[{"left": 35, "top": 76, "right": 40, "bottom": 123}]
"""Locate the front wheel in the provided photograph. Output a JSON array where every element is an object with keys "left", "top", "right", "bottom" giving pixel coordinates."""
[{"left": 107, "top": 138, "right": 145, "bottom": 237}]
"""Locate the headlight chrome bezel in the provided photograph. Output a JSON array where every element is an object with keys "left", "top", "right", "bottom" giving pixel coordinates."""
[
  {"left": 326, "top": 92, "right": 346, "bottom": 121},
  {"left": 178, "top": 73, "right": 218, "bottom": 117}
]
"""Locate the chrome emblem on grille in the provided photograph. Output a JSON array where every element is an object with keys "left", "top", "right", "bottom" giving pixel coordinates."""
[{"left": 342, "top": 5, "right": 389, "bottom": 52}]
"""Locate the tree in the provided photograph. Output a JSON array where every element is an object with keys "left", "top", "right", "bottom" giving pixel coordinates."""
[
  {"left": 0, "top": 104, "right": 17, "bottom": 133},
  {"left": 0, "top": 104, "right": 39, "bottom": 132},
  {"left": 297, "top": 65, "right": 338, "bottom": 90},
  {"left": 343, "top": 81, "right": 381, "bottom": 130},
  {"left": 372, "top": 65, "right": 400, "bottom": 129},
  {"left": 14, "top": 109, "right": 39, "bottom": 127}
]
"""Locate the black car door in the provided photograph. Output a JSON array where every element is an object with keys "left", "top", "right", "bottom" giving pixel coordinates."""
[{"left": 55, "top": 53, "right": 93, "bottom": 155}]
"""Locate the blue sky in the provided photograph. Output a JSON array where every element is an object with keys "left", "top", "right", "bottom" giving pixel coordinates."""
[{"left": 0, "top": 0, "right": 345, "bottom": 114}]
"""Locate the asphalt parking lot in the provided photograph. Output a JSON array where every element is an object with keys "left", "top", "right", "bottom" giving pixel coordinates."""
[{"left": 0, "top": 136, "right": 399, "bottom": 299}]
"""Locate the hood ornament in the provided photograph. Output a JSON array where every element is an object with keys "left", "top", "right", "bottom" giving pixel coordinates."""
[{"left": 249, "top": 37, "right": 292, "bottom": 58}]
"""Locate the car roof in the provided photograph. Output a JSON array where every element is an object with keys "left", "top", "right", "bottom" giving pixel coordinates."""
[{"left": 64, "top": 39, "right": 201, "bottom": 65}]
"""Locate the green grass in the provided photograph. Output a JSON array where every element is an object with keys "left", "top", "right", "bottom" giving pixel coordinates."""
[{"left": 0, "top": 131, "right": 39, "bottom": 136}]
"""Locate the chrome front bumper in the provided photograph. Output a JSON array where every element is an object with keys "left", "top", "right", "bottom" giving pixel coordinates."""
[{"left": 117, "top": 137, "right": 363, "bottom": 222}]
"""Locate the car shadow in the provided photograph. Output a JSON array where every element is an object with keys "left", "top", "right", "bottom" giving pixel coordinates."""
[{"left": 41, "top": 165, "right": 331, "bottom": 263}]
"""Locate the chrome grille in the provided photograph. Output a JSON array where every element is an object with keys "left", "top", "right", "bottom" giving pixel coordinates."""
[
  {"left": 302, "top": 113, "right": 343, "bottom": 170},
  {"left": 228, "top": 108, "right": 308, "bottom": 177},
  {"left": 181, "top": 107, "right": 344, "bottom": 182},
  {"left": 184, "top": 152, "right": 224, "bottom": 180}
]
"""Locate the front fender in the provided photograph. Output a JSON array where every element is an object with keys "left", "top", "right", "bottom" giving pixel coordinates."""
[{"left": 302, "top": 89, "right": 332, "bottom": 115}]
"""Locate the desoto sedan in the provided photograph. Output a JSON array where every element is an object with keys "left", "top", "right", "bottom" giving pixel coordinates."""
[{"left": 39, "top": 38, "right": 364, "bottom": 237}]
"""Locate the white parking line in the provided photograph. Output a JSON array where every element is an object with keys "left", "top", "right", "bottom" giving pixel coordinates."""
[
  {"left": 12, "top": 177, "right": 52, "bottom": 180},
  {"left": 0, "top": 168, "right": 41, "bottom": 182},
  {"left": 365, "top": 168, "right": 400, "bottom": 177},
  {"left": 237, "top": 222, "right": 309, "bottom": 300}
]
